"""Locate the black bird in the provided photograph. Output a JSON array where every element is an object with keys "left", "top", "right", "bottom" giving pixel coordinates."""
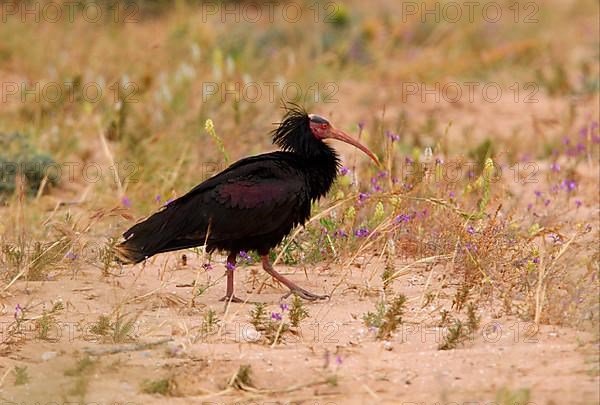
[{"left": 115, "top": 105, "right": 380, "bottom": 301}]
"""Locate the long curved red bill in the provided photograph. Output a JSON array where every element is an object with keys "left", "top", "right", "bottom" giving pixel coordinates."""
[{"left": 328, "top": 127, "right": 382, "bottom": 167}]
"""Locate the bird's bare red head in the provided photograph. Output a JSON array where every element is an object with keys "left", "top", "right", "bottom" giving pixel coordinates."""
[{"left": 272, "top": 104, "right": 380, "bottom": 166}]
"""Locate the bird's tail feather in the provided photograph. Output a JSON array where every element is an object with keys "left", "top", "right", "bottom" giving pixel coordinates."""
[
  {"left": 113, "top": 203, "right": 206, "bottom": 264},
  {"left": 113, "top": 242, "right": 147, "bottom": 264}
]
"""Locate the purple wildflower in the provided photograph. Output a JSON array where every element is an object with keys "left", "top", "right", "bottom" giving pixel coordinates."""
[
  {"left": 395, "top": 214, "right": 411, "bottom": 223},
  {"left": 202, "top": 263, "right": 213, "bottom": 270},
  {"left": 340, "top": 166, "right": 350, "bottom": 176},
  {"left": 405, "top": 157, "right": 414, "bottom": 164},
  {"left": 544, "top": 199, "right": 551, "bottom": 206},
  {"left": 358, "top": 120, "right": 366, "bottom": 130},
  {"left": 548, "top": 233, "right": 562, "bottom": 244},
  {"left": 14, "top": 304, "right": 23, "bottom": 320},
  {"left": 354, "top": 228, "right": 370, "bottom": 237},
  {"left": 271, "top": 312, "right": 282, "bottom": 321},
  {"left": 533, "top": 257, "right": 540, "bottom": 264},
  {"left": 534, "top": 190, "right": 542, "bottom": 198},
  {"left": 358, "top": 192, "right": 369, "bottom": 203},
  {"left": 561, "top": 180, "right": 576, "bottom": 191},
  {"left": 279, "top": 303, "right": 289, "bottom": 312},
  {"left": 466, "top": 226, "right": 475, "bottom": 235},
  {"left": 65, "top": 251, "right": 77, "bottom": 261},
  {"left": 334, "top": 229, "right": 348, "bottom": 238},
  {"left": 121, "top": 196, "right": 132, "bottom": 207},
  {"left": 386, "top": 130, "right": 400, "bottom": 142},
  {"left": 226, "top": 262, "right": 236, "bottom": 271},
  {"left": 335, "top": 355, "right": 343, "bottom": 365},
  {"left": 575, "top": 199, "right": 583, "bottom": 208},
  {"left": 155, "top": 195, "right": 162, "bottom": 203},
  {"left": 550, "top": 162, "right": 560, "bottom": 172},
  {"left": 465, "top": 242, "right": 477, "bottom": 252},
  {"left": 239, "top": 251, "right": 252, "bottom": 263},
  {"left": 449, "top": 191, "right": 455, "bottom": 199}
]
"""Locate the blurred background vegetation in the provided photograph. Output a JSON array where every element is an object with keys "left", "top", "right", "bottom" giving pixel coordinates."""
[{"left": 0, "top": 0, "right": 597, "bottom": 208}]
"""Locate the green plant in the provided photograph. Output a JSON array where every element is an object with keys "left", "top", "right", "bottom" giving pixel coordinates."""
[
  {"left": 35, "top": 301, "right": 64, "bottom": 340},
  {"left": 13, "top": 366, "right": 29, "bottom": 385},
  {"left": 64, "top": 357, "right": 97, "bottom": 400},
  {"left": 228, "top": 364, "right": 254, "bottom": 390},
  {"left": 111, "top": 312, "right": 138, "bottom": 343},
  {"left": 89, "top": 315, "right": 111, "bottom": 337},
  {"left": 438, "top": 321, "right": 466, "bottom": 350},
  {"left": 64, "top": 356, "right": 96, "bottom": 377},
  {"left": 0, "top": 132, "right": 60, "bottom": 199},
  {"left": 250, "top": 303, "right": 268, "bottom": 329},
  {"left": 98, "top": 237, "right": 118, "bottom": 277},
  {"left": 202, "top": 308, "right": 220, "bottom": 334},
  {"left": 141, "top": 378, "right": 172, "bottom": 395},
  {"left": 495, "top": 386, "right": 531, "bottom": 405},
  {"left": 377, "top": 294, "right": 407, "bottom": 340},
  {"left": 248, "top": 303, "right": 289, "bottom": 345},
  {"left": 363, "top": 300, "right": 386, "bottom": 329},
  {"left": 439, "top": 302, "right": 480, "bottom": 350},
  {"left": 466, "top": 303, "right": 480, "bottom": 332},
  {"left": 289, "top": 295, "right": 309, "bottom": 328}
]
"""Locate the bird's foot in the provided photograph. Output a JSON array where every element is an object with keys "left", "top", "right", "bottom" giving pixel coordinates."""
[
  {"left": 281, "top": 288, "right": 329, "bottom": 302},
  {"left": 219, "top": 295, "right": 245, "bottom": 303}
]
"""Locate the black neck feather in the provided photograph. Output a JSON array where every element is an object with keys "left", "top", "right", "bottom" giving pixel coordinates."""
[{"left": 271, "top": 104, "right": 340, "bottom": 199}]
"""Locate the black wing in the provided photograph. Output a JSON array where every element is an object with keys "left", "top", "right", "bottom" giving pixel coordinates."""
[{"left": 117, "top": 153, "right": 309, "bottom": 262}]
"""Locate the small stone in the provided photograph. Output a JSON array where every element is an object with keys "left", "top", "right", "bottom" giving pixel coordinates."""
[
  {"left": 383, "top": 341, "right": 393, "bottom": 351},
  {"left": 42, "top": 351, "right": 58, "bottom": 361},
  {"left": 165, "top": 341, "right": 185, "bottom": 357},
  {"left": 243, "top": 326, "right": 261, "bottom": 343}
]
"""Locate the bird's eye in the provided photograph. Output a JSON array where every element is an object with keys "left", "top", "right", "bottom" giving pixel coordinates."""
[{"left": 321, "top": 124, "right": 328, "bottom": 129}]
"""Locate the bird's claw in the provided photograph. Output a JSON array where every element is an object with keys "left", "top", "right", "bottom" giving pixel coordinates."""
[
  {"left": 281, "top": 288, "right": 329, "bottom": 302},
  {"left": 219, "top": 295, "right": 245, "bottom": 303}
]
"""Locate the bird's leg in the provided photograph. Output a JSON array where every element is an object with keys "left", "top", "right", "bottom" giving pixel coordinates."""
[
  {"left": 261, "top": 255, "right": 329, "bottom": 301},
  {"left": 219, "top": 253, "right": 244, "bottom": 303}
]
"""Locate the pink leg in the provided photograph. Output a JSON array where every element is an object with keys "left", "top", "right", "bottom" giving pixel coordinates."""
[
  {"left": 219, "top": 253, "right": 243, "bottom": 303},
  {"left": 261, "top": 255, "right": 329, "bottom": 301}
]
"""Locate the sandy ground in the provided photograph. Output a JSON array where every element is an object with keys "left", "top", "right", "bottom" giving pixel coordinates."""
[{"left": 0, "top": 252, "right": 597, "bottom": 405}]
